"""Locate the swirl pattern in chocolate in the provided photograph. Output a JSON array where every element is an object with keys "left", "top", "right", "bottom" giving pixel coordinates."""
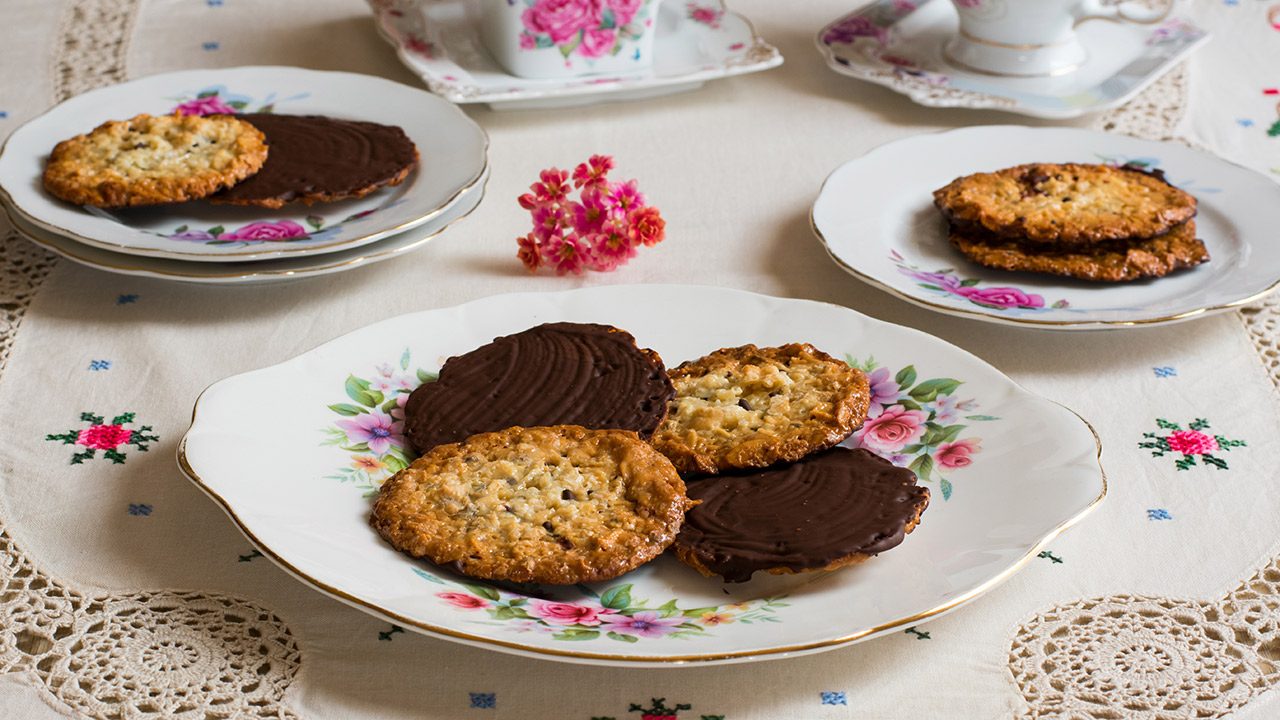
[
  {"left": 674, "top": 447, "right": 929, "bottom": 583},
  {"left": 404, "top": 322, "right": 675, "bottom": 455},
  {"left": 209, "top": 113, "right": 418, "bottom": 208}
]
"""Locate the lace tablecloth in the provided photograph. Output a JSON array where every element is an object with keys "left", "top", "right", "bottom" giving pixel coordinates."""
[{"left": 3, "top": 1, "right": 1280, "bottom": 718}]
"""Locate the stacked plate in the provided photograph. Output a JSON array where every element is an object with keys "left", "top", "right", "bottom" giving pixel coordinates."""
[{"left": 0, "top": 66, "right": 488, "bottom": 284}]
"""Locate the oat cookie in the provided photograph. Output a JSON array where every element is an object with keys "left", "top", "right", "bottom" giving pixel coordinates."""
[
  {"left": 948, "top": 220, "right": 1209, "bottom": 282},
  {"left": 652, "top": 344, "right": 870, "bottom": 475},
  {"left": 370, "top": 425, "right": 692, "bottom": 585},
  {"left": 674, "top": 448, "right": 930, "bottom": 583},
  {"left": 42, "top": 113, "right": 268, "bottom": 208},
  {"left": 209, "top": 114, "right": 418, "bottom": 208},
  {"left": 404, "top": 322, "right": 674, "bottom": 456},
  {"left": 933, "top": 163, "right": 1197, "bottom": 244}
]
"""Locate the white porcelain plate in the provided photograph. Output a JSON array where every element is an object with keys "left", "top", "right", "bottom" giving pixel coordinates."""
[
  {"left": 0, "top": 66, "right": 488, "bottom": 261},
  {"left": 178, "top": 285, "right": 1104, "bottom": 666},
  {"left": 5, "top": 167, "right": 486, "bottom": 285},
  {"left": 815, "top": 0, "right": 1209, "bottom": 119},
  {"left": 370, "top": 0, "right": 782, "bottom": 110},
  {"left": 812, "top": 126, "right": 1280, "bottom": 329}
]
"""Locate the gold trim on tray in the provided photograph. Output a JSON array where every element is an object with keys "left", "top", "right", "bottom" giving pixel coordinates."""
[{"left": 175, "top": 360, "right": 1107, "bottom": 666}]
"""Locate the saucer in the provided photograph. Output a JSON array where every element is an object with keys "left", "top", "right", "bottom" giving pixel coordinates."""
[
  {"left": 5, "top": 167, "right": 486, "bottom": 285},
  {"left": 370, "top": 0, "right": 783, "bottom": 110},
  {"left": 814, "top": 0, "right": 1209, "bottom": 119},
  {"left": 810, "top": 127, "right": 1280, "bottom": 329}
]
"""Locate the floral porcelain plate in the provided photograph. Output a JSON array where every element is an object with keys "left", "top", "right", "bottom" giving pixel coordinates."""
[
  {"left": 0, "top": 66, "right": 488, "bottom": 261},
  {"left": 815, "top": 0, "right": 1209, "bottom": 119},
  {"left": 178, "top": 285, "right": 1104, "bottom": 666},
  {"left": 812, "top": 126, "right": 1280, "bottom": 329},
  {"left": 5, "top": 167, "right": 486, "bottom": 285},
  {"left": 369, "top": 0, "right": 783, "bottom": 110}
]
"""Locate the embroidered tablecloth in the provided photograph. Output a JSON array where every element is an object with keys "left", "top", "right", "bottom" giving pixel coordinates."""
[{"left": 2, "top": 1, "right": 1280, "bottom": 718}]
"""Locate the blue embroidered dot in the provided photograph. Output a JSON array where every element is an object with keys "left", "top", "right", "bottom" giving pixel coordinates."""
[
  {"left": 1238, "top": 118, "right": 1256, "bottom": 127},
  {"left": 128, "top": 504, "right": 152, "bottom": 516},
  {"left": 469, "top": 693, "right": 496, "bottom": 709},
  {"left": 206, "top": 0, "right": 224, "bottom": 5},
  {"left": 1153, "top": 366, "right": 1177, "bottom": 377},
  {"left": 117, "top": 294, "right": 139, "bottom": 305},
  {"left": 202, "top": 42, "right": 221, "bottom": 51},
  {"left": 0, "top": 111, "right": 8, "bottom": 119},
  {"left": 88, "top": 360, "right": 113, "bottom": 371},
  {"left": 1148, "top": 508, "right": 1172, "bottom": 520},
  {"left": 821, "top": 691, "right": 848, "bottom": 706},
  {"left": 1225, "top": 0, "right": 1239, "bottom": 5}
]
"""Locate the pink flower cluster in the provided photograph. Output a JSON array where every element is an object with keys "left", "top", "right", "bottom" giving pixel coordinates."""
[{"left": 516, "top": 154, "right": 665, "bottom": 275}]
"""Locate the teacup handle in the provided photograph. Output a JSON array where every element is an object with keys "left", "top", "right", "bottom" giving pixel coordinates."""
[{"left": 1073, "top": 0, "right": 1172, "bottom": 26}]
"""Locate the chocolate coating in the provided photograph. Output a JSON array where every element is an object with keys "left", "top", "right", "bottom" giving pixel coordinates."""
[
  {"left": 209, "top": 114, "right": 417, "bottom": 206},
  {"left": 404, "top": 323, "right": 675, "bottom": 455},
  {"left": 675, "top": 447, "right": 929, "bottom": 583}
]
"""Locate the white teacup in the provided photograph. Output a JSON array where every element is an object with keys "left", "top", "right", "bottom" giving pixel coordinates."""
[
  {"left": 942, "top": 0, "right": 1170, "bottom": 77},
  {"left": 480, "top": 0, "right": 663, "bottom": 80}
]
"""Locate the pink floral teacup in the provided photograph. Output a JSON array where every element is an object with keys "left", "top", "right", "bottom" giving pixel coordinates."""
[
  {"left": 943, "top": 0, "right": 1170, "bottom": 77},
  {"left": 480, "top": 0, "right": 664, "bottom": 79}
]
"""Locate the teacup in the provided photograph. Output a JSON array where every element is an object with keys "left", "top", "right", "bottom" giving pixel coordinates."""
[
  {"left": 480, "top": 0, "right": 663, "bottom": 80},
  {"left": 942, "top": 0, "right": 1170, "bottom": 77}
]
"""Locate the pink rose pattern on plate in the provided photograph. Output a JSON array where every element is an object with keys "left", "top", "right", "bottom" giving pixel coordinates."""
[
  {"left": 517, "top": 0, "right": 657, "bottom": 61},
  {"left": 890, "top": 250, "right": 1070, "bottom": 313},
  {"left": 820, "top": 0, "right": 917, "bottom": 46},
  {"left": 413, "top": 572, "right": 789, "bottom": 642},
  {"left": 848, "top": 355, "right": 998, "bottom": 500}
]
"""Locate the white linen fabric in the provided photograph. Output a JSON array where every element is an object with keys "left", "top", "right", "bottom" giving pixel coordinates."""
[{"left": 2, "top": 1, "right": 1280, "bottom": 718}]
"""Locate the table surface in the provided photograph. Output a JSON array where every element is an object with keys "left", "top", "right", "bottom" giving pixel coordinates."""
[{"left": 3, "top": 1, "right": 1280, "bottom": 718}]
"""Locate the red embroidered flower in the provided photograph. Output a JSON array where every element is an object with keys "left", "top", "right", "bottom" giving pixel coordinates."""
[
  {"left": 76, "top": 425, "right": 133, "bottom": 450},
  {"left": 1166, "top": 430, "right": 1219, "bottom": 455}
]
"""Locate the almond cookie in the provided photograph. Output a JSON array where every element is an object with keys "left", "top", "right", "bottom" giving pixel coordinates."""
[
  {"left": 652, "top": 344, "right": 870, "bottom": 475},
  {"left": 42, "top": 113, "right": 268, "bottom": 208},
  {"left": 948, "top": 219, "right": 1209, "bottom": 281},
  {"left": 208, "top": 114, "right": 418, "bottom": 208},
  {"left": 933, "top": 163, "right": 1197, "bottom": 245},
  {"left": 370, "top": 425, "right": 692, "bottom": 585},
  {"left": 404, "top": 322, "right": 674, "bottom": 456},
  {"left": 674, "top": 448, "right": 929, "bottom": 583}
]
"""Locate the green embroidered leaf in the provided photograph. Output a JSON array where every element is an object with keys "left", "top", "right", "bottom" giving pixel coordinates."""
[
  {"left": 1156, "top": 418, "right": 1181, "bottom": 430},
  {"left": 417, "top": 368, "right": 439, "bottom": 385},
  {"left": 895, "top": 365, "right": 917, "bottom": 389},
  {"left": 328, "top": 403, "right": 365, "bottom": 416},
  {"left": 606, "top": 631, "right": 638, "bottom": 643},
  {"left": 1189, "top": 418, "right": 1210, "bottom": 431},
  {"left": 345, "top": 375, "right": 382, "bottom": 407},
  {"left": 1268, "top": 118, "right": 1280, "bottom": 138},
  {"left": 958, "top": 278, "right": 981, "bottom": 287},
  {"left": 207, "top": 225, "right": 225, "bottom": 236},
  {"left": 599, "top": 584, "right": 633, "bottom": 610}
]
